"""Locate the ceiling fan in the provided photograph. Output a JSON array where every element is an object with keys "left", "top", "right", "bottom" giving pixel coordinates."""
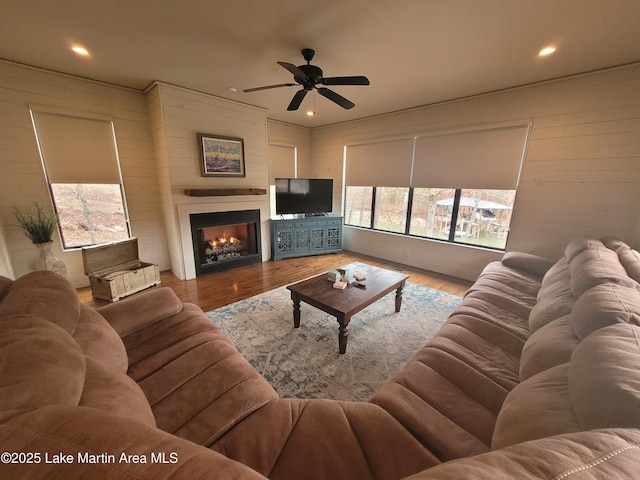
[{"left": 243, "top": 48, "right": 370, "bottom": 111}]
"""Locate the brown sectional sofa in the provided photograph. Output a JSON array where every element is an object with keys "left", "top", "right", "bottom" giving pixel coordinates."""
[{"left": 1, "top": 235, "right": 639, "bottom": 479}]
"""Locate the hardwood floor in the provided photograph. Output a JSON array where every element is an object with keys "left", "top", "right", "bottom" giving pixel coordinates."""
[{"left": 77, "top": 251, "right": 473, "bottom": 312}]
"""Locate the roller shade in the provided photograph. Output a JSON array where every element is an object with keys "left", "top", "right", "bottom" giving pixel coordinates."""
[
  {"left": 412, "top": 125, "right": 529, "bottom": 189},
  {"left": 345, "top": 138, "right": 413, "bottom": 187},
  {"left": 269, "top": 144, "right": 296, "bottom": 183},
  {"left": 32, "top": 111, "right": 121, "bottom": 184}
]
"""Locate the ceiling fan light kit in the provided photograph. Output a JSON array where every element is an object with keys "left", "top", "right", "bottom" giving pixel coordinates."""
[{"left": 244, "top": 48, "right": 369, "bottom": 112}]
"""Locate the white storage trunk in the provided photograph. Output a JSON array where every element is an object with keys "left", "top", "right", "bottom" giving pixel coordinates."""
[{"left": 82, "top": 238, "right": 160, "bottom": 302}]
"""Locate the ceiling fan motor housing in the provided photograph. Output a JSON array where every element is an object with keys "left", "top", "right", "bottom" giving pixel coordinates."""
[{"left": 297, "top": 64, "right": 323, "bottom": 90}]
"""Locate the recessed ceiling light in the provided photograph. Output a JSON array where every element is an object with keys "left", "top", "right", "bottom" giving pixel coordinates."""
[
  {"left": 306, "top": 111, "right": 315, "bottom": 116},
  {"left": 227, "top": 87, "right": 238, "bottom": 92},
  {"left": 71, "top": 45, "right": 90, "bottom": 56},
  {"left": 538, "top": 46, "right": 556, "bottom": 57}
]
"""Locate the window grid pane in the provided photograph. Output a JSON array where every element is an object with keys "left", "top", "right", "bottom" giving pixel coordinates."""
[
  {"left": 373, "top": 187, "right": 409, "bottom": 233},
  {"left": 344, "top": 186, "right": 373, "bottom": 228},
  {"left": 51, "top": 183, "right": 130, "bottom": 249},
  {"left": 451, "top": 189, "right": 515, "bottom": 249},
  {"left": 409, "top": 188, "right": 455, "bottom": 240}
]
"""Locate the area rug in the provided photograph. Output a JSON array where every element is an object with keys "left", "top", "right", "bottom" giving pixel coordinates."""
[{"left": 206, "top": 282, "right": 461, "bottom": 402}]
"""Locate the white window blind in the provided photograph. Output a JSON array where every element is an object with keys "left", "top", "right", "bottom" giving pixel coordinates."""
[
  {"left": 412, "top": 125, "right": 530, "bottom": 189},
  {"left": 31, "top": 111, "right": 121, "bottom": 184},
  {"left": 345, "top": 138, "right": 414, "bottom": 187},
  {"left": 269, "top": 144, "right": 296, "bottom": 184}
]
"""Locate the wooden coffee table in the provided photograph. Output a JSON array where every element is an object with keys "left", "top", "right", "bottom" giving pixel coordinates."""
[{"left": 286, "top": 262, "right": 409, "bottom": 354}]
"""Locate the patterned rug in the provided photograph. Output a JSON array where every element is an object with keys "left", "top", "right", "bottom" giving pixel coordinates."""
[{"left": 206, "top": 281, "right": 461, "bottom": 402}]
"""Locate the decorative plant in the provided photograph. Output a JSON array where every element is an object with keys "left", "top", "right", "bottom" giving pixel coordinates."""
[{"left": 13, "top": 203, "right": 59, "bottom": 244}]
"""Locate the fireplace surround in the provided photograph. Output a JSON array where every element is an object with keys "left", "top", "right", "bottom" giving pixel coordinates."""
[{"left": 190, "top": 209, "right": 261, "bottom": 276}]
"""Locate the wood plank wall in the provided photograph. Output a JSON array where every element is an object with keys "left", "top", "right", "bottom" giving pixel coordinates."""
[
  {"left": 0, "top": 61, "right": 168, "bottom": 286},
  {"left": 307, "top": 64, "right": 640, "bottom": 280},
  {"left": 2, "top": 60, "right": 638, "bottom": 285}
]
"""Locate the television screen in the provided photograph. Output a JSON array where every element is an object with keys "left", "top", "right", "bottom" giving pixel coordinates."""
[{"left": 275, "top": 178, "right": 333, "bottom": 215}]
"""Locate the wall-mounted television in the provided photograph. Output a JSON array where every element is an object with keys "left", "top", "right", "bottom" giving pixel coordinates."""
[{"left": 275, "top": 178, "right": 333, "bottom": 216}]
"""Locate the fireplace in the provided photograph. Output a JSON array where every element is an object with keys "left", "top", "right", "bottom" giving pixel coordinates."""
[{"left": 190, "top": 209, "right": 261, "bottom": 276}]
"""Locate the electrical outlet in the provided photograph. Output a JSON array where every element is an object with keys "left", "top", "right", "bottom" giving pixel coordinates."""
[{"left": 404, "top": 249, "right": 410, "bottom": 257}]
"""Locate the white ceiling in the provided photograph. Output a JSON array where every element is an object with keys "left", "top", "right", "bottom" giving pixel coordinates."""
[{"left": 2, "top": 0, "right": 640, "bottom": 128}]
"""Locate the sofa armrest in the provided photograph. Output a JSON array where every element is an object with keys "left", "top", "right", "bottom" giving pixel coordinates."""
[
  {"left": 96, "top": 286, "right": 183, "bottom": 337},
  {"left": 405, "top": 428, "right": 640, "bottom": 479},
  {"left": 501, "top": 252, "right": 556, "bottom": 278}
]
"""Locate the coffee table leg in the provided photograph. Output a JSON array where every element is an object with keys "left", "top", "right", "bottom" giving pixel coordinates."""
[
  {"left": 395, "top": 280, "right": 405, "bottom": 312},
  {"left": 291, "top": 292, "right": 301, "bottom": 328},
  {"left": 337, "top": 315, "right": 350, "bottom": 354}
]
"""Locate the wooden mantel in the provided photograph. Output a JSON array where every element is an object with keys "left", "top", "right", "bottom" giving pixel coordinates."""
[{"left": 184, "top": 188, "right": 267, "bottom": 197}]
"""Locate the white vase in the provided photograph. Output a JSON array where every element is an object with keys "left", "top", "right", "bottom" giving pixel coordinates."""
[{"left": 32, "top": 241, "right": 67, "bottom": 277}]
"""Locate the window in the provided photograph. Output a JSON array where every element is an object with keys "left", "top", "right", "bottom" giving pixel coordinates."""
[
  {"left": 409, "top": 188, "right": 515, "bottom": 249},
  {"left": 30, "top": 108, "right": 130, "bottom": 249},
  {"left": 268, "top": 144, "right": 296, "bottom": 216},
  {"left": 343, "top": 124, "right": 529, "bottom": 251},
  {"left": 409, "top": 188, "right": 455, "bottom": 241},
  {"left": 50, "top": 184, "right": 129, "bottom": 248},
  {"left": 373, "top": 187, "right": 409, "bottom": 233},
  {"left": 344, "top": 186, "right": 372, "bottom": 227}
]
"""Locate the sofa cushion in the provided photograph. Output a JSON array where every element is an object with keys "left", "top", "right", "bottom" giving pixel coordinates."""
[
  {"left": 0, "top": 271, "right": 81, "bottom": 334},
  {"left": 73, "top": 305, "right": 128, "bottom": 372},
  {"left": 528, "top": 291, "right": 575, "bottom": 333},
  {"left": 530, "top": 258, "right": 574, "bottom": 333},
  {"left": 491, "top": 363, "right": 580, "bottom": 449},
  {"left": 80, "top": 356, "right": 155, "bottom": 426},
  {"left": 0, "top": 276, "right": 12, "bottom": 300},
  {"left": 571, "top": 283, "right": 640, "bottom": 340},
  {"left": 570, "top": 324, "right": 640, "bottom": 430},
  {"left": 600, "top": 236, "right": 630, "bottom": 251},
  {"left": 536, "top": 257, "right": 570, "bottom": 300},
  {"left": 0, "top": 405, "right": 268, "bottom": 480},
  {"left": 569, "top": 246, "right": 635, "bottom": 298},
  {"left": 519, "top": 315, "right": 578, "bottom": 380},
  {"left": 212, "top": 398, "right": 440, "bottom": 480},
  {"left": 563, "top": 236, "right": 603, "bottom": 263},
  {"left": 408, "top": 429, "right": 640, "bottom": 480},
  {"left": 617, "top": 246, "right": 640, "bottom": 283},
  {"left": 0, "top": 315, "right": 85, "bottom": 423},
  {"left": 120, "top": 300, "right": 278, "bottom": 445}
]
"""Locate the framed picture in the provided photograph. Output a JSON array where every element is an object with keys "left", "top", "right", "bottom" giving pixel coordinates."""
[{"left": 197, "top": 133, "right": 245, "bottom": 177}]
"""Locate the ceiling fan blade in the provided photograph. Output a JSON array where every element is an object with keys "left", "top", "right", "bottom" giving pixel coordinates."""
[
  {"left": 243, "top": 83, "right": 296, "bottom": 93},
  {"left": 277, "top": 61, "right": 308, "bottom": 80},
  {"left": 316, "top": 87, "right": 355, "bottom": 109},
  {"left": 320, "top": 76, "right": 370, "bottom": 86},
  {"left": 287, "top": 89, "right": 308, "bottom": 111}
]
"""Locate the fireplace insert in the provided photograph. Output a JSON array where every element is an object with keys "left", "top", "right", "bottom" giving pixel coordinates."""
[{"left": 190, "top": 209, "right": 261, "bottom": 276}]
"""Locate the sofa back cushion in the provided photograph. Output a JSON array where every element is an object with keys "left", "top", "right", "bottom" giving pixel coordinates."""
[
  {"left": 0, "top": 271, "right": 81, "bottom": 333},
  {"left": 75, "top": 305, "right": 128, "bottom": 372},
  {"left": 0, "top": 315, "right": 85, "bottom": 423},
  {"left": 494, "top": 323, "right": 640, "bottom": 450},
  {"left": 617, "top": 246, "right": 640, "bottom": 283},
  {"left": 0, "top": 276, "right": 12, "bottom": 300},
  {"left": 80, "top": 356, "right": 155, "bottom": 426},
  {"left": 0, "top": 271, "right": 128, "bottom": 372},
  {"left": 491, "top": 363, "right": 580, "bottom": 449},
  {"left": 570, "top": 324, "right": 640, "bottom": 430},
  {"left": 569, "top": 246, "right": 635, "bottom": 298},
  {"left": 529, "top": 259, "right": 574, "bottom": 333},
  {"left": 563, "top": 236, "right": 603, "bottom": 263},
  {"left": 519, "top": 315, "right": 578, "bottom": 380},
  {"left": 570, "top": 283, "right": 640, "bottom": 340}
]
